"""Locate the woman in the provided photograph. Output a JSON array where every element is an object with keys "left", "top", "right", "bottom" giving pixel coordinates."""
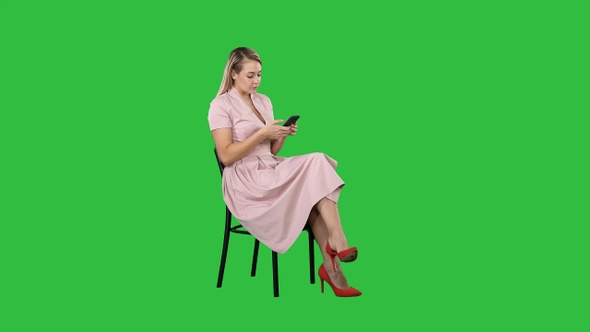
[{"left": 208, "top": 47, "right": 361, "bottom": 297}]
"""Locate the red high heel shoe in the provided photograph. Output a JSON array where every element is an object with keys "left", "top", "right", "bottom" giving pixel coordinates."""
[
  {"left": 318, "top": 264, "right": 362, "bottom": 297},
  {"left": 326, "top": 242, "right": 358, "bottom": 271}
]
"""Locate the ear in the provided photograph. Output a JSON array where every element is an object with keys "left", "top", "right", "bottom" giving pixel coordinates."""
[{"left": 231, "top": 69, "right": 237, "bottom": 80}]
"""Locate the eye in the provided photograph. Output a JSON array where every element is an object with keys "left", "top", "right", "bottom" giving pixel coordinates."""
[{"left": 247, "top": 75, "right": 254, "bottom": 78}]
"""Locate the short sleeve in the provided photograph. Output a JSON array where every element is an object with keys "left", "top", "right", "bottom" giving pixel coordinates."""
[
  {"left": 266, "top": 95, "right": 275, "bottom": 120},
  {"left": 207, "top": 98, "right": 232, "bottom": 131}
]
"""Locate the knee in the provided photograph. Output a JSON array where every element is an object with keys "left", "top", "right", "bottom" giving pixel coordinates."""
[{"left": 310, "top": 152, "right": 327, "bottom": 160}]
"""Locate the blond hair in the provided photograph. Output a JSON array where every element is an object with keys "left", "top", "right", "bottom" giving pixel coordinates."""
[{"left": 216, "top": 47, "right": 262, "bottom": 97}]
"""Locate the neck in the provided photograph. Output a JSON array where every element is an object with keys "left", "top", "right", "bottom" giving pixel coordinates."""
[{"left": 235, "top": 86, "right": 250, "bottom": 99}]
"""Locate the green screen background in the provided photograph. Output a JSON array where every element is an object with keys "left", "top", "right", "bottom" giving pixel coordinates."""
[{"left": 1, "top": 0, "right": 588, "bottom": 331}]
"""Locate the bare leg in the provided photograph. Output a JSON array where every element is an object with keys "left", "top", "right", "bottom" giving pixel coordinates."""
[
  {"left": 315, "top": 197, "right": 349, "bottom": 253},
  {"left": 308, "top": 206, "right": 350, "bottom": 289}
]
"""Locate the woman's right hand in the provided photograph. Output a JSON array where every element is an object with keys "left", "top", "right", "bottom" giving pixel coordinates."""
[{"left": 260, "top": 120, "right": 291, "bottom": 140}]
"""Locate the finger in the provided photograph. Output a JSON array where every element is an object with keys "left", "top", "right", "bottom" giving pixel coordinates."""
[{"left": 272, "top": 119, "right": 284, "bottom": 125}]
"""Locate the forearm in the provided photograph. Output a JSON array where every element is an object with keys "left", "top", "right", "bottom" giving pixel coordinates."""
[
  {"left": 220, "top": 131, "right": 267, "bottom": 165},
  {"left": 270, "top": 137, "right": 286, "bottom": 155}
]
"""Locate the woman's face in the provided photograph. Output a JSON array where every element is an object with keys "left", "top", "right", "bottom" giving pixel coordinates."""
[{"left": 232, "top": 59, "right": 262, "bottom": 96}]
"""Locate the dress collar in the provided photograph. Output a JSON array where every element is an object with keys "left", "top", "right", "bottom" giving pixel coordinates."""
[{"left": 229, "top": 86, "right": 253, "bottom": 101}]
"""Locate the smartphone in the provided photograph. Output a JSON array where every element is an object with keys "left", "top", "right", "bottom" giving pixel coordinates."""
[{"left": 283, "top": 115, "right": 300, "bottom": 126}]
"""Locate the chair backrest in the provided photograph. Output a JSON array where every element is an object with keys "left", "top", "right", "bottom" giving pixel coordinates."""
[{"left": 213, "top": 148, "right": 225, "bottom": 176}]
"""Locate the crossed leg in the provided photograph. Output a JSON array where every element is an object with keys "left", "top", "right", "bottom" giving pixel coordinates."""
[{"left": 308, "top": 197, "right": 352, "bottom": 289}]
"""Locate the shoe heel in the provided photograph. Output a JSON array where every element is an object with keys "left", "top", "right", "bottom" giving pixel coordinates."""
[{"left": 320, "top": 279, "right": 325, "bottom": 293}]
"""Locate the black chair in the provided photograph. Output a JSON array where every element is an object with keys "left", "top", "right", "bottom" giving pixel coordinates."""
[{"left": 214, "top": 148, "right": 316, "bottom": 297}]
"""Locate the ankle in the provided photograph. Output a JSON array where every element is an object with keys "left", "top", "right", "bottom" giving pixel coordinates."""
[{"left": 328, "top": 239, "right": 349, "bottom": 253}]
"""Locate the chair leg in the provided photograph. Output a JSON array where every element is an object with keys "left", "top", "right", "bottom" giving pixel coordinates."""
[
  {"left": 308, "top": 227, "right": 315, "bottom": 284},
  {"left": 272, "top": 251, "right": 279, "bottom": 297},
  {"left": 251, "top": 239, "right": 260, "bottom": 277},
  {"left": 217, "top": 207, "right": 232, "bottom": 288}
]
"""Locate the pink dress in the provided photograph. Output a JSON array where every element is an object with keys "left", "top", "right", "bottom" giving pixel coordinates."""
[{"left": 208, "top": 87, "right": 344, "bottom": 254}]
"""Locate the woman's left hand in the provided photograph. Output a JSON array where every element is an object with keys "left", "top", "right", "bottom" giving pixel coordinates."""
[{"left": 288, "top": 123, "right": 297, "bottom": 136}]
